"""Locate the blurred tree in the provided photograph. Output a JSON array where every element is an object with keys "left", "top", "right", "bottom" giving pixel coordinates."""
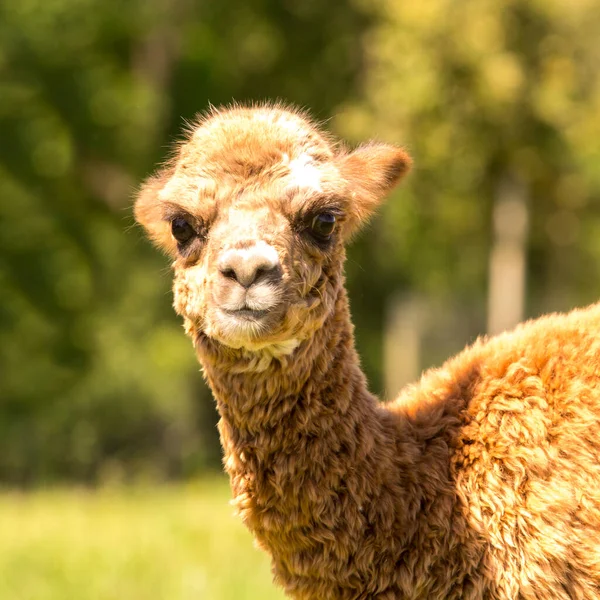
[
  {"left": 3, "top": 0, "right": 599, "bottom": 483},
  {"left": 339, "top": 0, "right": 600, "bottom": 392},
  {"left": 0, "top": 0, "right": 371, "bottom": 483}
]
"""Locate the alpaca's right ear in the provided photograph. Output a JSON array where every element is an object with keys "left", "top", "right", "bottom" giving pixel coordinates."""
[
  {"left": 134, "top": 167, "right": 178, "bottom": 257},
  {"left": 337, "top": 143, "right": 412, "bottom": 235}
]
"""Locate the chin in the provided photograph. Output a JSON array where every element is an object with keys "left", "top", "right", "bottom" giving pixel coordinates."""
[{"left": 208, "top": 309, "right": 285, "bottom": 350}]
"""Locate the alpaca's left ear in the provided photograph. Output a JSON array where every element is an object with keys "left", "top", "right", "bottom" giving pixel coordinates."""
[{"left": 337, "top": 143, "right": 412, "bottom": 236}]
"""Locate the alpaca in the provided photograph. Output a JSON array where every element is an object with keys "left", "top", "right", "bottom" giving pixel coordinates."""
[{"left": 135, "top": 103, "right": 600, "bottom": 599}]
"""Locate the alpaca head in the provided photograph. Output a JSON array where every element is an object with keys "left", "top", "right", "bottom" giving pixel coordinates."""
[{"left": 135, "top": 104, "right": 411, "bottom": 355}]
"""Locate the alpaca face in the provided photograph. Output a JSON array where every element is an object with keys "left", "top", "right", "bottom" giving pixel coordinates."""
[
  {"left": 167, "top": 172, "right": 345, "bottom": 351},
  {"left": 135, "top": 105, "right": 411, "bottom": 352}
]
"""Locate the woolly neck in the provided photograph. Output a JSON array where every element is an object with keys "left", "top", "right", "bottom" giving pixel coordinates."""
[{"left": 192, "top": 288, "right": 468, "bottom": 598}]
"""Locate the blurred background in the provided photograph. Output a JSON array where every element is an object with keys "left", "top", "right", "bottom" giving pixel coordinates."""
[{"left": 1, "top": 0, "right": 600, "bottom": 597}]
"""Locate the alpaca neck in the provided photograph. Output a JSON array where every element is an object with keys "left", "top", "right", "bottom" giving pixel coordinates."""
[{"left": 194, "top": 289, "right": 437, "bottom": 595}]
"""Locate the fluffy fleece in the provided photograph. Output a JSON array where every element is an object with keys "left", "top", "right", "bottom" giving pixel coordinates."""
[{"left": 135, "top": 103, "right": 600, "bottom": 599}]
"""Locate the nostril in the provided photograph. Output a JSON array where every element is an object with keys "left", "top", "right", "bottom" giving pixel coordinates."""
[
  {"left": 221, "top": 267, "right": 238, "bottom": 281},
  {"left": 219, "top": 264, "right": 278, "bottom": 288}
]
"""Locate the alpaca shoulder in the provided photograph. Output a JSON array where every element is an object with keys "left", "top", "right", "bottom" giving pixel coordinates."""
[{"left": 392, "top": 301, "right": 600, "bottom": 597}]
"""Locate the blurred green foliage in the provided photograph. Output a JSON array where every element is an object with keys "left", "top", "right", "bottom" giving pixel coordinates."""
[
  {"left": 1, "top": 0, "right": 599, "bottom": 483},
  {"left": 339, "top": 0, "right": 600, "bottom": 387},
  {"left": 0, "top": 0, "right": 371, "bottom": 483}
]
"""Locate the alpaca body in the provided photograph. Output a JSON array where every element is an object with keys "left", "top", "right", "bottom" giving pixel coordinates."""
[
  {"left": 197, "top": 290, "right": 600, "bottom": 600},
  {"left": 135, "top": 104, "right": 600, "bottom": 599}
]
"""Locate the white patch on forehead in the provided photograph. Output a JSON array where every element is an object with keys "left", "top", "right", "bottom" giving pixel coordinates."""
[{"left": 286, "top": 153, "right": 323, "bottom": 193}]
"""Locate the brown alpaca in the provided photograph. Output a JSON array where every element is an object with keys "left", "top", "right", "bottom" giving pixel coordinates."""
[{"left": 135, "top": 104, "right": 600, "bottom": 599}]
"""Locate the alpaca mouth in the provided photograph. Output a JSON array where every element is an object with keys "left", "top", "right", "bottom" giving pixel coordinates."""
[
  {"left": 214, "top": 306, "right": 280, "bottom": 346},
  {"left": 223, "top": 308, "right": 270, "bottom": 321}
]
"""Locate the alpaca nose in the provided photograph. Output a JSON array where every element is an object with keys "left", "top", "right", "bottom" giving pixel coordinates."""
[{"left": 217, "top": 242, "right": 280, "bottom": 288}]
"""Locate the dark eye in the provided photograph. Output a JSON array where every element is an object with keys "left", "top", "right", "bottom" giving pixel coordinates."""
[
  {"left": 171, "top": 217, "right": 196, "bottom": 244},
  {"left": 310, "top": 212, "right": 336, "bottom": 240}
]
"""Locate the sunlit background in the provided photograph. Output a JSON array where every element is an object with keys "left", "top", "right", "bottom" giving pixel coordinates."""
[{"left": 1, "top": 0, "right": 600, "bottom": 597}]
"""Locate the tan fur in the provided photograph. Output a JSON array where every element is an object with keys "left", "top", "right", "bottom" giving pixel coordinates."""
[{"left": 135, "top": 103, "right": 600, "bottom": 599}]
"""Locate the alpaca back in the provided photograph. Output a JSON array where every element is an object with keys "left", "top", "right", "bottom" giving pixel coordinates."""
[{"left": 392, "top": 302, "right": 600, "bottom": 598}]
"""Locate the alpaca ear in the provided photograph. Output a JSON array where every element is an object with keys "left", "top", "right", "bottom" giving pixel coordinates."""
[
  {"left": 134, "top": 166, "right": 178, "bottom": 257},
  {"left": 338, "top": 143, "right": 412, "bottom": 235}
]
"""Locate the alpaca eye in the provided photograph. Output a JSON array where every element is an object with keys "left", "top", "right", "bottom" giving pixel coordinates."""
[
  {"left": 311, "top": 213, "right": 336, "bottom": 239},
  {"left": 171, "top": 217, "right": 196, "bottom": 244}
]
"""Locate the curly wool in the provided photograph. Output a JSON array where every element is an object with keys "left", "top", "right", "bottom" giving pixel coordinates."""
[
  {"left": 136, "top": 104, "right": 600, "bottom": 599},
  {"left": 200, "top": 293, "right": 600, "bottom": 599}
]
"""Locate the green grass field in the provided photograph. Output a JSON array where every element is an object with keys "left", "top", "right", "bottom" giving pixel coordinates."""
[{"left": 0, "top": 478, "right": 286, "bottom": 600}]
